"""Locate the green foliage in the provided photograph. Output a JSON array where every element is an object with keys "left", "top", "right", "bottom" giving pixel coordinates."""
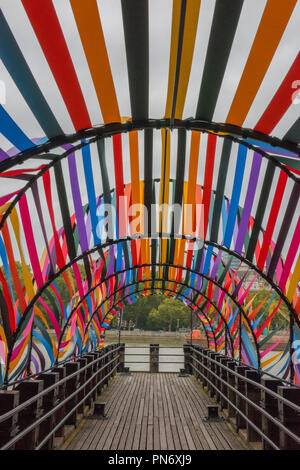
[{"left": 111, "top": 295, "right": 192, "bottom": 331}]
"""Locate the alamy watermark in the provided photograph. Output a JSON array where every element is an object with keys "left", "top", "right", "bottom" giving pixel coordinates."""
[
  {"left": 95, "top": 199, "right": 205, "bottom": 251},
  {"left": 291, "top": 80, "right": 300, "bottom": 105},
  {"left": 0, "top": 80, "right": 6, "bottom": 105}
]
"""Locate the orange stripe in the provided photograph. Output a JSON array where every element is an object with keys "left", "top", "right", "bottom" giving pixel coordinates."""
[
  {"left": 226, "top": 0, "right": 297, "bottom": 126},
  {"left": 70, "top": 0, "right": 120, "bottom": 123}
]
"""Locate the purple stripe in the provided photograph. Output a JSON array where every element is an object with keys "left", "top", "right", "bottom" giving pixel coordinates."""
[
  {"left": 65, "top": 145, "right": 89, "bottom": 253},
  {"left": 0, "top": 147, "right": 9, "bottom": 162},
  {"left": 235, "top": 152, "right": 262, "bottom": 254},
  {"left": 210, "top": 249, "right": 222, "bottom": 279}
]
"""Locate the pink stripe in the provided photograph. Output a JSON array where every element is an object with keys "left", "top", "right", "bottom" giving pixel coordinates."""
[
  {"left": 37, "top": 297, "right": 61, "bottom": 341},
  {"left": 279, "top": 217, "right": 300, "bottom": 292},
  {"left": 19, "top": 194, "right": 44, "bottom": 289},
  {"left": 260, "top": 340, "right": 282, "bottom": 358},
  {"left": 0, "top": 190, "right": 20, "bottom": 205},
  {"left": 11, "top": 312, "right": 34, "bottom": 361}
]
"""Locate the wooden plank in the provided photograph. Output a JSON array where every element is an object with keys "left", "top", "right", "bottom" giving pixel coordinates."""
[
  {"left": 92, "top": 376, "right": 134, "bottom": 450},
  {"left": 110, "top": 373, "right": 142, "bottom": 449},
  {"left": 169, "top": 375, "right": 196, "bottom": 450},
  {"left": 117, "top": 373, "right": 144, "bottom": 450},
  {"left": 172, "top": 374, "right": 212, "bottom": 450},
  {"left": 67, "top": 375, "right": 124, "bottom": 450},
  {"left": 102, "top": 373, "right": 140, "bottom": 450},
  {"left": 157, "top": 374, "right": 168, "bottom": 450},
  {"left": 65, "top": 373, "right": 248, "bottom": 451},
  {"left": 159, "top": 374, "right": 175, "bottom": 450},
  {"left": 181, "top": 375, "right": 244, "bottom": 450},
  {"left": 171, "top": 375, "right": 204, "bottom": 450}
]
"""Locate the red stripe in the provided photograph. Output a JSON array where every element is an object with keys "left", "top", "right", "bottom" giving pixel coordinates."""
[
  {"left": 257, "top": 171, "right": 288, "bottom": 271},
  {"left": 254, "top": 53, "right": 300, "bottom": 134},
  {"left": 113, "top": 134, "right": 126, "bottom": 236},
  {"left": 0, "top": 270, "right": 16, "bottom": 332},
  {"left": 22, "top": 0, "right": 91, "bottom": 131},
  {"left": 202, "top": 134, "right": 217, "bottom": 238}
]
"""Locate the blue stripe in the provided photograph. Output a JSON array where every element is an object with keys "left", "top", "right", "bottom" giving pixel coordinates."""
[{"left": 223, "top": 145, "right": 247, "bottom": 247}]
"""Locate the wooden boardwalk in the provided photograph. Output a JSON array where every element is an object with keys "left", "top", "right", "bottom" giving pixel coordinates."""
[{"left": 64, "top": 373, "right": 247, "bottom": 451}]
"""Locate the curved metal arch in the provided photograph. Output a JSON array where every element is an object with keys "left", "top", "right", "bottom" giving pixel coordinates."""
[
  {"left": 1, "top": 118, "right": 299, "bottom": 173},
  {"left": 94, "top": 270, "right": 258, "bottom": 365},
  {"left": 54, "top": 262, "right": 234, "bottom": 355},
  {"left": 56, "top": 275, "right": 235, "bottom": 362},
  {"left": 4, "top": 232, "right": 286, "bottom": 384},
  {"left": 100, "top": 286, "right": 214, "bottom": 352},
  {"left": 1, "top": 122, "right": 299, "bottom": 233},
  {"left": 1, "top": 134, "right": 297, "bottom": 335}
]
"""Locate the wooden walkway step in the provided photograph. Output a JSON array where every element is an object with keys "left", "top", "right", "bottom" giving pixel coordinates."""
[{"left": 64, "top": 373, "right": 248, "bottom": 451}]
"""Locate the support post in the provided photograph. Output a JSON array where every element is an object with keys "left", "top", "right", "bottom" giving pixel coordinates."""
[
  {"left": 150, "top": 344, "right": 159, "bottom": 373},
  {"left": 207, "top": 351, "right": 218, "bottom": 398},
  {"left": 0, "top": 390, "right": 20, "bottom": 449},
  {"left": 261, "top": 375, "right": 282, "bottom": 450},
  {"left": 52, "top": 365, "right": 67, "bottom": 441},
  {"left": 82, "top": 354, "right": 95, "bottom": 407},
  {"left": 278, "top": 386, "right": 300, "bottom": 450},
  {"left": 234, "top": 365, "right": 251, "bottom": 431},
  {"left": 118, "top": 343, "right": 125, "bottom": 373},
  {"left": 15, "top": 379, "right": 44, "bottom": 449},
  {"left": 245, "top": 370, "right": 261, "bottom": 443},
  {"left": 65, "top": 362, "right": 80, "bottom": 427},
  {"left": 219, "top": 357, "right": 231, "bottom": 410},
  {"left": 183, "top": 344, "right": 191, "bottom": 375},
  {"left": 201, "top": 349, "right": 209, "bottom": 388},
  {"left": 38, "top": 372, "right": 59, "bottom": 450},
  {"left": 77, "top": 357, "right": 88, "bottom": 414},
  {"left": 226, "top": 361, "right": 237, "bottom": 418}
]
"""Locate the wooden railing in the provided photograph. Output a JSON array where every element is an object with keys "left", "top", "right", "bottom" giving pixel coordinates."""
[
  {"left": 0, "top": 343, "right": 124, "bottom": 450},
  {"left": 184, "top": 344, "right": 300, "bottom": 450}
]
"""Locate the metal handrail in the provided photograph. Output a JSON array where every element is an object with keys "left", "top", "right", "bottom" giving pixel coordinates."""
[
  {"left": 0, "top": 345, "right": 120, "bottom": 450},
  {"left": 190, "top": 346, "right": 300, "bottom": 414},
  {"left": 1, "top": 356, "right": 119, "bottom": 450},
  {"left": 188, "top": 346, "right": 300, "bottom": 448},
  {"left": 0, "top": 345, "right": 121, "bottom": 424}
]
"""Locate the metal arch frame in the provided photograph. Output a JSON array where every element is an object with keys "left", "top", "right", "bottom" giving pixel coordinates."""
[
  {"left": 0, "top": 125, "right": 297, "bottom": 317},
  {"left": 86, "top": 270, "right": 259, "bottom": 365},
  {"left": 54, "top": 262, "right": 234, "bottom": 352},
  {"left": 0, "top": 118, "right": 299, "bottom": 174},
  {"left": 98, "top": 286, "right": 215, "bottom": 352},
  {"left": 3, "top": 211, "right": 297, "bottom": 386},
  {"left": 55, "top": 275, "right": 236, "bottom": 362},
  {"left": 3, "top": 228, "right": 293, "bottom": 385},
  {"left": 1, "top": 130, "right": 298, "bottom": 383},
  {"left": 5, "top": 255, "right": 255, "bottom": 384},
  {"left": 0, "top": 125, "right": 297, "bottom": 323},
  {"left": 0, "top": 122, "right": 298, "bottom": 236},
  {"left": 6, "top": 231, "right": 299, "bottom": 343}
]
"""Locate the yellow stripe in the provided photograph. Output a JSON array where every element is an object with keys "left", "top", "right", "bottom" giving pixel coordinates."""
[
  {"left": 287, "top": 254, "right": 300, "bottom": 303},
  {"left": 175, "top": 0, "right": 201, "bottom": 119}
]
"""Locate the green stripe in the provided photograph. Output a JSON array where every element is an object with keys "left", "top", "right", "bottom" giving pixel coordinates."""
[
  {"left": 54, "top": 162, "right": 76, "bottom": 260},
  {"left": 121, "top": 0, "right": 149, "bottom": 120},
  {"left": 210, "top": 138, "right": 232, "bottom": 242},
  {"left": 196, "top": 0, "right": 244, "bottom": 120}
]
